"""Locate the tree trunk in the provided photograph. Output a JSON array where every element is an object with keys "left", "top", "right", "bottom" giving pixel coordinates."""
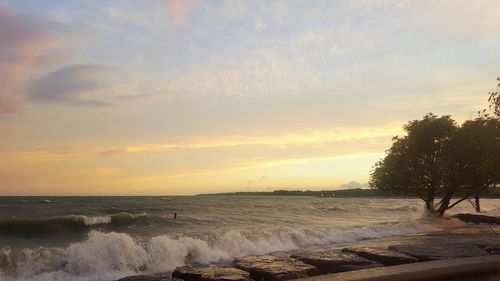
[
  {"left": 437, "top": 205, "right": 447, "bottom": 217},
  {"left": 425, "top": 192, "right": 435, "bottom": 214},
  {"left": 437, "top": 192, "right": 453, "bottom": 217},
  {"left": 474, "top": 194, "right": 481, "bottom": 213},
  {"left": 425, "top": 199, "right": 434, "bottom": 213}
]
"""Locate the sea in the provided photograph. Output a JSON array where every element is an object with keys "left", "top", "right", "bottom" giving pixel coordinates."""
[{"left": 0, "top": 196, "right": 499, "bottom": 281}]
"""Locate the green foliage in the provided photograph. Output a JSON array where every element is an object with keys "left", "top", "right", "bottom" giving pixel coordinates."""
[
  {"left": 370, "top": 113, "right": 500, "bottom": 216},
  {"left": 488, "top": 77, "right": 500, "bottom": 117},
  {"left": 449, "top": 117, "right": 500, "bottom": 195}
]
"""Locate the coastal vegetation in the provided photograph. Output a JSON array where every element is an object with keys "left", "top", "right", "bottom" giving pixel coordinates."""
[
  {"left": 197, "top": 189, "right": 397, "bottom": 197},
  {"left": 197, "top": 188, "right": 500, "bottom": 198},
  {"left": 369, "top": 78, "right": 500, "bottom": 216}
]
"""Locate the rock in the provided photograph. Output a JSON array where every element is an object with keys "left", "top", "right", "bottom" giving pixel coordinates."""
[
  {"left": 482, "top": 245, "right": 500, "bottom": 254},
  {"left": 341, "top": 247, "right": 418, "bottom": 266},
  {"left": 117, "top": 274, "right": 172, "bottom": 281},
  {"left": 388, "top": 243, "right": 488, "bottom": 261},
  {"left": 453, "top": 213, "right": 500, "bottom": 225},
  {"left": 233, "top": 255, "right": 320, "bottom": 281},
  {"left": 475, "top": 241, "right": 500, "bottom": 254},
  {"left": 172, "top": 265, "right": 252, "bottom": 281},
  {"left": 290, "top": 250, "right": 382, "bottom": 274}
]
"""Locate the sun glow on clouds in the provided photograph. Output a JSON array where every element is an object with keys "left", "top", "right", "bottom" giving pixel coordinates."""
[
  {"left": 97, "top": 124, "right": 401, "bottom": 155},
  {"left": 0, "top": 127, "right": 393, "bottom": 195},
  {"left": 1, "top": 1, "right": 499, "bottom": 194}
]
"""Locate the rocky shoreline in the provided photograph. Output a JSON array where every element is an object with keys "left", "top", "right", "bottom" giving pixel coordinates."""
[{"left": 117, "top": 215, "right": 500, "bottom": 281}]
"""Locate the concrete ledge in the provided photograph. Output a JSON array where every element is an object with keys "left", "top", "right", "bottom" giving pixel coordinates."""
[{"left": 293, "top": 255, "right": 500, "bottom": 281}]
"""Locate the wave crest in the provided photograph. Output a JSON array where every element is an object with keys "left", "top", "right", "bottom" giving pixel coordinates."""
[
  {"left": 0, "top": 213, "right": 149, "bottom": 237},
  {"left": 1, "top": 219, "right": 440, "bottom": 281}
]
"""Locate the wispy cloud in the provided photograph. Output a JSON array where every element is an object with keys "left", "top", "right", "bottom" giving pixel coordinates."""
[
  {"left": 0, "top": 4, "right": 68, "bottom": 114},
  {"left": 130, "top": 152, "right": 383, "bottom": 183},
  {"left": 1, "top": 1, "right": 499, "bottom": 194},
  {"left": 28, "top": 64, "right": 117, "bottom": 106},
  {"left": 98, "top": 125, "right": 402, "bottom": 156}
]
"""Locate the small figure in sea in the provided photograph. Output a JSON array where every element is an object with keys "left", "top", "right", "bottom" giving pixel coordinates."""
[{"left": 174, "top": 212, "right": 177, "bottom": 219}]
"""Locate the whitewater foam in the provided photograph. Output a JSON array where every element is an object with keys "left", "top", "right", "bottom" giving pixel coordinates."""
[
  {"left": 0, "top": 219, "right": 440, "bottom": 281},
  {"left": 76, "top": 212, "right": 148, "bottom": 226},
  {"left": 79, "top": 215, "right": 112, "bottom": 226}
]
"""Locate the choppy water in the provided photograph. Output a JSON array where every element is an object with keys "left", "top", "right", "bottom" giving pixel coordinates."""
[{"left": 0, "top": 196, "right": 498, "bottom": 281}]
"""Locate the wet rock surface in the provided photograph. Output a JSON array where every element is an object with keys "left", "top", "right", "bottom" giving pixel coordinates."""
[
  {"left": 233, "top": 255, "right": 320, "bottom": 281},
  {"left": 172, "top": 265, "right": 252, "bottom": 281},
  {"left": 474, "top": 240, "right": 500, "bottom": 254},
  {"left": 291, "top": 250, "right": 382, "bottom": 274},
  {"left": 341, "top": 247, "right": 418, "bottom": 266},
  {"left": 388, "top": 242, "right": 488, "bottom": 261},
  {"left": 453, "top": 213, "right": 500, "bottom": 225},
  {"left": 481, "top": 245, "right": 500, "bottom": 254},
  {"left": 117, "top": 274, "right": 173, "bottom": 281}
]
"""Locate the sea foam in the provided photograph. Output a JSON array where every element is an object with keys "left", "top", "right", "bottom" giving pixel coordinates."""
[{"left": 1, "top": 219, "right": 440, "bottom": 281}]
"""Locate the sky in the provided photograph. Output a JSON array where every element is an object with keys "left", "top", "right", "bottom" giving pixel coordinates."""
[{"left": 0, "top": 0, "right": 499, "bottom": 195}]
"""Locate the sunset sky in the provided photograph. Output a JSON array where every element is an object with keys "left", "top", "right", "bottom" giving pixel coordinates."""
[{"left": 1, "top": 0, "right": 499, "bottom": 195}]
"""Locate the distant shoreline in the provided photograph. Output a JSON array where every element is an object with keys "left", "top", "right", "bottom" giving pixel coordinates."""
[{"left": 196, "top": 188, "right": 500, "bottom": 199}]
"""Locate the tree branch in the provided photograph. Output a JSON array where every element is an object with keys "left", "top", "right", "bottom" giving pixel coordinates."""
[{"left": 446, "top": 194, "right": 473, "bottom": 210}]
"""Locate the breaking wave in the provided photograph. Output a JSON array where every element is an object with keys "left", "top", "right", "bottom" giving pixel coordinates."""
[
  {"left": 0, "top": 219, "right": 440, "bottom": 281},
  {"left": 0, "top": 213, "right": 148, "bottom": 237}
]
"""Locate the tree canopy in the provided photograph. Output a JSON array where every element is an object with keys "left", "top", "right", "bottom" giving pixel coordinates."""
[
  {"left": 370, "top": 78, "right": 500, "bottom": 216},
  {"left": 488, "top": 77, "right": 500, "bottom": 117},
  {"left": 370, "top": 114, "right": 499, "bottom": 216}
]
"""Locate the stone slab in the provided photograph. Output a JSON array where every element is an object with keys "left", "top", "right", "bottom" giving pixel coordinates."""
[
  {"left": 293, "top": 254, "right": 500, "bottom": 281},
  {"left": 172, "top": 265, "right": 252, "bottom": 281},
  {"left": 453, "top": 213, "right": 500, "bottom": 225},
  {"left": 233, "top": 255, "right": 320, "bottom": 281},
  {"left": 341, "top": 247, "right": 418, "bottom": 266},
  {"left": 388, "top": 243, "right": 488, "bottom": 261},
  {"left": 117, "top": 274, "right": 173, "bottom": 281},
  {"left": 291, "top": 250, "right": 381, "bottom": 274}
]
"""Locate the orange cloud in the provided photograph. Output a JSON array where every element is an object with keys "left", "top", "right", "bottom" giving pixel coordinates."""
[{"left": 164, "top": 0, "right": 198, "bottom": 25}]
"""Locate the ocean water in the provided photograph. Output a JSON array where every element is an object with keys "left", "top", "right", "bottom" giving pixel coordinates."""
[{"left": 0, "top": 196, "right": 498, "bottom": 281}]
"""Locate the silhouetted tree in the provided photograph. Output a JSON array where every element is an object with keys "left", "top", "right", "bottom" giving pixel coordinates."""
[
  {"left": 370, "top": 114, "right": 459, "bottom": 216},
  {"left": 370, "top": 112, "right": 500, "bottom": 216},
  {"left": 448, "top": 117, "right": 500, "bottom": 212},
  {"left": 465, "top": 77, "right": 500, "bottom": 211},
  {"left": 488, "top": 77, "right": 500, "bottom": 117}
]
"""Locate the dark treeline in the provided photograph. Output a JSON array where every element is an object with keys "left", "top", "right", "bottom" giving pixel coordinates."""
[
  {"left": 197, "top": 188, "right": 500, "bottom": 198},
  {"left": 198, "top": 188, "right": 397, "bottom": 197}
]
